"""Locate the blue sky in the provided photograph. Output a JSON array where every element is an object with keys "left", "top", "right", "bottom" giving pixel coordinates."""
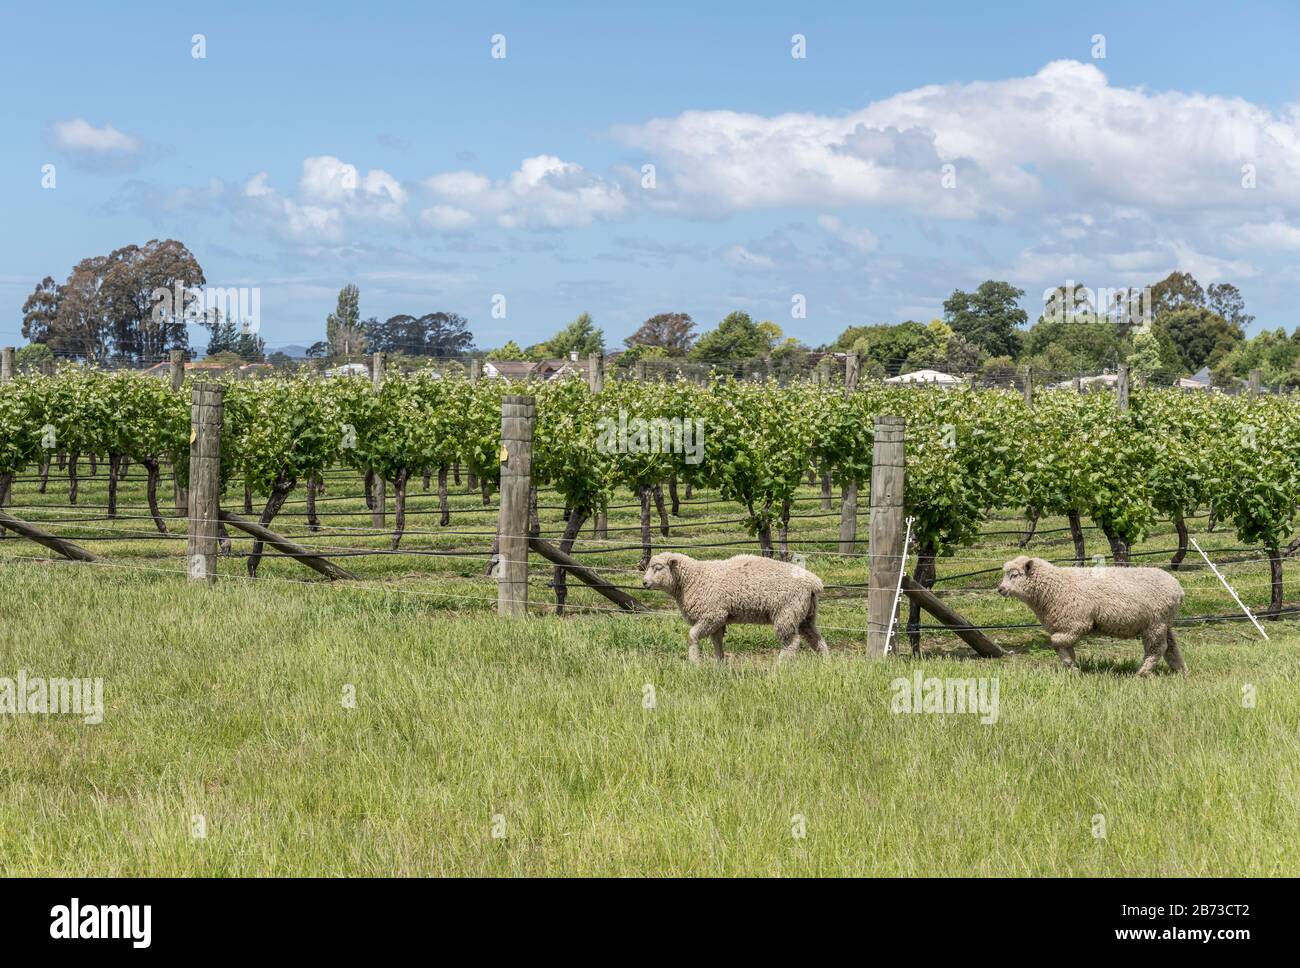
[{"left": 4, "top": 0, "right": 1300, "bottom": 353}]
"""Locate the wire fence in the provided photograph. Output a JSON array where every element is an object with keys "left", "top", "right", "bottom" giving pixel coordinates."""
[
  {"left": 2, "top": 451, "right": 1295, "bottom": 649},
  {"left": 7, "top": 344, "right": 1293, "bottom": 395}
]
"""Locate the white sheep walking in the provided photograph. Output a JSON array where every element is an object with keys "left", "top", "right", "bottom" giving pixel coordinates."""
[
  {"left": 997, "top": 555, "right": 1187, "bottom": 675},
  {"left": 641, "top": 552, "right": 828, "bottom": 663}
]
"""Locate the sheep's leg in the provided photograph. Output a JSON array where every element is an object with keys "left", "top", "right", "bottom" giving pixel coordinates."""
[
  {"left": 1049, "top": 632, "right": 1080, "bottom": 670},
  {"left": 799, "top": 615, "right": 830, "bottom": 657},
  {"left": 687, "top": 623, "right": 706, "bottom": 664},
  {"left": 1164, "top": 628, "right": 1187, "bottom": 674},
  {"left": 1136, "top": 624, "right": 1169, "bottom": 677},
  {"left": 775, "top": 615, "right": 802, "bottom": 662},
  {"left": 710, "top": 629, "right": 727, "bottom": 664}
]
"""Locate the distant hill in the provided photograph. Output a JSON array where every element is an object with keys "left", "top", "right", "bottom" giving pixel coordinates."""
[{"left": 265, "top": 344, "right": 311, "bottom": 359}]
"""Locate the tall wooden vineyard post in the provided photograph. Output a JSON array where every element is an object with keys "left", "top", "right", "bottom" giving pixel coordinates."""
[
  {"left": 589, "top": 354, "right": 608, "bottom": 539},
  {"left": 498, "top": 395, "right": 535, "bottom": 617},
  {"left": 838, "top": 353, "right": 860, "bottom": 554},
  {"left": 187, "top": 383, "right": 223, "bottom": 584},
  {"left": 867, "top": 415, "right": 905, "bottom": 657},
  {"left": 371, "top": 352, "right": 386, "bottom": 527},
  {"left": 171, "top": 349, "right": 187, "bottom": 514}
]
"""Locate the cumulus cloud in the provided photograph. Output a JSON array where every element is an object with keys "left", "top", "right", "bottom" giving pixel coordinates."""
[
  {"left": 52, "top": 118, "right": 140, "bottom": 154},
  {"left": 421, "top": 154, "right": 626, "bottom": 230},
  {"left": 613, "top": 60, "right": 1300, "bottom": 220},
  {"left": 237, "top": 156, "right": 407, "bottom": 242},
  {"left": 1226, "top": 218, "right": 1300, "bottom": 251}
]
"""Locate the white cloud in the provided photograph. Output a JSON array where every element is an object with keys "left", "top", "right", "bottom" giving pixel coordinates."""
[
  {"left": 422, "top": 154, "right": 626, "bottom": 230},
  {"left": 52, "top": 118, "right": 140, "bottom": 154},
  {"left": 1226, "top": 219, "right": 1300, "bottom": 251},
  {"left": 298, "top": 155, "right": 406, "bottom": 220},
  {"left": 613, "top": 60, "right": 1300, "bottom": 220},
  {"left": 420, "top": 204, "right": 476, "bottom": 232},
  {"left": 237, "top": 156, "right": 406, "bottom": 242}
]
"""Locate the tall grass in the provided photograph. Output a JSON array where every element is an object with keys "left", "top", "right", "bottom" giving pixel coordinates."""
[{"left": 1, "top": 563, "right": 1296, "bottom": 876}]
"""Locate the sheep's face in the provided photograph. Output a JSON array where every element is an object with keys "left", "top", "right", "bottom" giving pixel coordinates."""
[
  {"left": 998, "top": 556, "right": 1036, "bottom": 600},
  {"left": 642, "top": 553, "right": 679, "bottom": 593}
]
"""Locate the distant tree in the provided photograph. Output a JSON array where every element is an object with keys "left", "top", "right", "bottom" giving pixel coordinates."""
[
  {"left": 624, "top": 312, "right": 696, "bottom": 355},
  {"left": 306, "top": 341, "right": 329, "bottom": 359},
  {"left": 980, "top": 355, "right": 1017, "bottom": 384},
  {"left": 1213, "top": 327, "right": 1300, "bottom": 386},
  {"left": 690, "top": 311, "right": 771, "bottom": 361},
  {"left": 485, "top": 340, "right": 534, "bottom": 360},
  {"left": 366, "top": 311, "right": 474, "bottom": 356},
  {"left": 618, "top": 343, "right": 671, "bottom": 365},
  {"left": 1206, "top": 282, "right": 1254, "bottom": 331},
  {"left": 206, "top": 317, "right": 265, "bottom": 362},
  {"left": 942, "top": 280, "right": 1027, "bottom": 357},
  {"left": 541, "top": 312, "right": 604, "bottom": 358},
  {"left": 326, "top": 284, "right": 361, "bottom": 357},
  {"left": 14, "top": 343, "right": 53, "bottom": 373},
  {"left": 1126, "top": 330, "right": 1163, "bottom": 384},
  {"left": 420, "top": 311, "right": 475, "bottom": 356},
  {"left": 22, "top": 239, "right": 200, "bottom": 364},
  {"left": 943, "top": 332, "right": 986, "bottom": 373},
  {"left": 104, "top": 239, "right": 204, "bottom": 364},
  {"left": 21, "top": 276, "right": 61, "bottom": 345},
  {"left": 1156, "top": 307, "right": 1243, "bottom": 372},
  {"left": 1041, "top": 281, "right": 1096, "bottom": 322},
  {"left": 1149, "top": 271, "right": 1206, "bottom": 317},
  {"left": 52, "top": 256, "right": 114, "bottom": 363},
  {"left": 1022, "top": 315, "right": 1125, "bottom": 374},
  {"left": 836, "top": 321, "right": 943, "bottom": 375}
]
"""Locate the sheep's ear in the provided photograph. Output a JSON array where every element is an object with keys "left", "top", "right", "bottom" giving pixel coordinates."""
[
  {"left": 1023, "top": 558, "right": 1034, "bottom": 576},
  {"left": 666, "top": 556, "right": 681, "bottom": 585}
]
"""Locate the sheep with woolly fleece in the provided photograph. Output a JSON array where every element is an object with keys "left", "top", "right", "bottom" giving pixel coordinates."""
[
  {"left": 641, "top": 552, "right": 828, "bottom": 663},
  {"left": 997, "top": 555, "right": 1186, "bottom": 675}
]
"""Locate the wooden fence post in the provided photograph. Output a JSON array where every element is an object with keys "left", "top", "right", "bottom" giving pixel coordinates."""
[
  {"left": 838, "top": 353, "right": 861, "bottom": 553},
  {"left": 169, "top": 348, "right": 185, "bottom": 391},
  {"left": 634, "top": 360, "right": 647, "bottom": 383},
  {"left": 867, "top": 415, "right": 906, "bottom": 657},
  {"left": 1249, "top": 369, "right": 1262, "bottom": 397},
  {"left": 186, "top": 383, "right": 223, "bottom": 584},
  {"left": 469, "top": 358, "right": 482, "bottom": 384},
  {"left": 589, "top": 353, "right": 608, "bottom": 539},
  {"left": 0, "top": 347, "right": 13, "bottom": 383},
  {"left": 1117, "top": 364, "right": 1130, "bottom": 412},
  {"left": 371, "top": 352, "right": 386, "bottom": 527},
  {"left": 1022, "top": 365, "right": 1033, "bottom": 407},
  {"left": 171, "top": 349, "right": 188, "bottom": 515},
  {"left": 499, "top": 395, "right": 535, "bottom": 617}
]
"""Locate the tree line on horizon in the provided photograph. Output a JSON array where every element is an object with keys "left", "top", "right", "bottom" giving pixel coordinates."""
[{"left": 15, "top": 238, "right": 1296, "bottom": 386}]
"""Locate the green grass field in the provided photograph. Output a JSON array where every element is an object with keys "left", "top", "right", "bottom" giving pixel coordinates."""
[{"left": 1, "top": 463, "right": 1298, "bottom": 875}]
